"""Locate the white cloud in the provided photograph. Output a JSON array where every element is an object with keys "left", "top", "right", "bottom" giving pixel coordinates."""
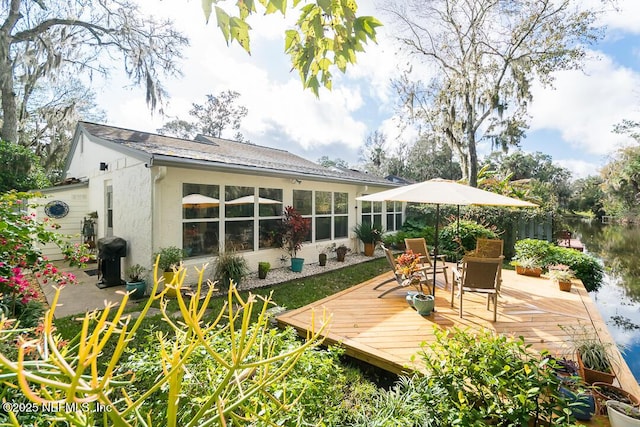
[
  {"left": 555, "top": 159, "right": 602, "bottom": 180},
  {"left": 529, "top": 52, "right": 640, "bottom": 157}
]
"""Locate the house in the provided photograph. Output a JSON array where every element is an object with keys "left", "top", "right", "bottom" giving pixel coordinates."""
[{"left": 36, "top": 122, "right": 401, "bottom": 282}]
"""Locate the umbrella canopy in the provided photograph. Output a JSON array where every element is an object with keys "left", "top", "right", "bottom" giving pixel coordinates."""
[
  {"left": 225, "top": 195, "right": 282, "bottom": 205},
  {"left": 356, "top": 179, "right": 537, "bottom": 297},
  {"left": 182, "top": 193, "right": 220, "bottom": 208},
  {"left": 357, "top": 178, "right": 537, "bottom": 207}
]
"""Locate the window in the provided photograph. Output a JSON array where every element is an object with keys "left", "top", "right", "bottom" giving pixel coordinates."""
[
  {"left": 182, "top": 183, "right": 220, "bottom": 257},
  {"left": 258, "top": 188, "right": 283, "bottom": 249},
  {"left": 386, "top": 201, "right": 403, "bottom": 231},
  {"left": 313, "top": 191, "right": 348, "bottom": 241},
  {"left": 225, "top": 186, "right": 254, "bottom": 251},
  {"left": 361, "top": 199, "right": 383, "bottom": 228}
]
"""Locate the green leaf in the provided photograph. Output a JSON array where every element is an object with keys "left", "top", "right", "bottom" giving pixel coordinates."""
[
  {"left": 317, "top": 0, "right": 331, "bottom": 13},
  {"left": 284, "top": 30, "right": 300, "bottom": 52},
  {"left": 201, "top": 0, "right": 214, "bottom": 23},
  {"left": 215, "top": 6, "right": 231, "bottom": 42},
  {"left": 229, "top": 17, "right": 252, "bottom": 53},
  {"left": 268, "top": 0, "right": 287, "bottom": 15}
]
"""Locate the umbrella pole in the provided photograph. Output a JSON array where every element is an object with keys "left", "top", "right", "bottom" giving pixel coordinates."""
[{"left": 432, "top": 204, "right": 440, "bottom": 298}]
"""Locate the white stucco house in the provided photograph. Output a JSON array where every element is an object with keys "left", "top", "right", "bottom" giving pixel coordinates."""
[{"left": 36, "top": 122, "right": 401, "bottom": 282}]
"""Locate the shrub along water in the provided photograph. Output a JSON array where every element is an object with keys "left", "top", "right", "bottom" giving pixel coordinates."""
[{"left": 514, "top": 238, "right": 604, "bottom": 291}]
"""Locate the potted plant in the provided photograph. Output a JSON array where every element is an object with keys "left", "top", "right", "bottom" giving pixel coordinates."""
[
  {"left": 352, "top": 222, "right": 384, "bottom": 256},
  {"left": 318, "top": 244, "right": 330, "bottom": 266},
  {"left": 592, "top": 382, "right": 640, "bottom": 415},
  {"left": 335, "top": 244, "right": 350, "bottom": 262},
  {"left": 279, "top": 206, "right": 311, "bottom": 272},
  {"left": 412, "top": 292, "right": 435, "bottom": 316},
  {"left": 548, "top": 264, "right": 575, "bottom": 292},
  {"left": 606, "top": 400, "right": 640, "bottom": 426},
  {"left": 125, "top": 264, "right": 147, "bottom": 300},
  {"left": 511, "top": 257, "right": 543, "bottom": 277},
  {"left": 214, "top": 251, "right": 249, "bottom": 291},
  {"left": 562, "top": 324, "right": 617, "bottom": 385},
  {"left": 258, "top": 261, "right": 271, "bottom": 279},
  {"left": 154, "top": 246, "right": 184, "bottom": 296}
]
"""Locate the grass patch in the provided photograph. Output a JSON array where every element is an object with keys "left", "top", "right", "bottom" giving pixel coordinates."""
[{"left": 54, "top": 258, "right": 388, "bottom": 361}]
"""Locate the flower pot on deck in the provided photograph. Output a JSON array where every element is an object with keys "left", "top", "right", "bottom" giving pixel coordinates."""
[
  {"left": 592, "top": 382, "right": 640, "bottom": 415},
  {"left": 556, "top": 279, "right": 572, "bottom": 292},
  {"left": 516, "top": 266, "right": 542, "bottom": 277},
  {"left": 577, "top": 351, "right": 615, "bottom": 385},
  {"left": 607, "top": 400, "right": 640, "bottom": 426},
  {"left": 412, "top": 293, "right": 434, "bottom": 316}
]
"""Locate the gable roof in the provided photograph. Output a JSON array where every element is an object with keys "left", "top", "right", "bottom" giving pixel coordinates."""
[{"left": 73, "top": 122, "right": 395, "bottom": 186}]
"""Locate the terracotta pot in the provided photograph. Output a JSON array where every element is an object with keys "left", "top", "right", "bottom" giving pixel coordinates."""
[
  {"left": 577, "top": 351, "right": 615, "bottom": 385},
  {"left": 516, "top": 266, "right": 542, "bottom": 277},
  {"left": 592, "top": 382, "right": 640, "bottom": 415},
  {"left": 557, "top": 280, "right": 572, "bottom": 292},
  {"left": 363, "top": 242, "right": 375, "bottom": 256}
]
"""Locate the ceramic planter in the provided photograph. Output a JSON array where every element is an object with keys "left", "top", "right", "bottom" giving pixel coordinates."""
[
  {"left": 559, "top": 386, "right": 595, "bottom": 421},
  {"left": 125, "top": 280, "right": 146, "bottom": 300},
  {"left": 406, "top": 291, "right": 418, "bottom": 307},
  {"left": 163, "top": 271, "right": 180, "bottom": 297},
  {"left": 607, "top": 400, "right": 640, "bottom": 426},
  {"left": 412, "top": 293, "right": 435, "bottom": 316},
  {"left": 290, "top": 257, "right": 304, "bottom": 272},
  {"left": 319, "top": 253, "right": 327, "bottom": 266}
]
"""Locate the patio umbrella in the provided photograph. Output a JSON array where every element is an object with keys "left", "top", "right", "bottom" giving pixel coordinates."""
[
  {"left": 182, "top": 193, "right": 220, "bottom": 208},
  {"left": 225, "top": 195, "right": 282, "bottom": 205},
  {"left": 356, "top": 179, "right": 537, "bottom": 296}
]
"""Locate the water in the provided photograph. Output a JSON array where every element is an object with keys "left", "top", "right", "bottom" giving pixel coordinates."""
[{"left": 569, "top": 220, "right": 640, "bottom": 383}]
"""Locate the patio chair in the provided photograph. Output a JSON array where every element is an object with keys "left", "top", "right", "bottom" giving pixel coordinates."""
[
  {"left": 450, "top": 255, "right": 504, "bottom": 322},
  {"left": 404, "top": 238, "right": 449, "bottom": 288},
  {"left": 471, "top": 238, "right": 504, "bottom": 258},
  {"left": 376, "top": 245, "right": 434, "bottom": 298}
]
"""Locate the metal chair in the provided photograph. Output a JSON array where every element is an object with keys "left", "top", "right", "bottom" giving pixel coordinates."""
[
  {"left": 451, "top": 255, "right": 503, "bottom": 322},
  {"left": 376, "top": 245, "right": 433, "bottom": 298},
  {"left": 404, "top": 238, "right": 449, "bottom": 288}
]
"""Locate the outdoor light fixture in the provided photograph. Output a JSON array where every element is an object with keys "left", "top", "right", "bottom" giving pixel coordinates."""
[{"left": 99, "top": 162, "right": 108, "bottom": 171}]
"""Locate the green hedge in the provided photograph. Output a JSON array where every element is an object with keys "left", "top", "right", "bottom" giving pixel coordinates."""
[
  {"left": 438, "top": 220, "right": 499, "bottom": 261},
  {"left": 514, "top": 239, "right": 604, "bottom": 291}
]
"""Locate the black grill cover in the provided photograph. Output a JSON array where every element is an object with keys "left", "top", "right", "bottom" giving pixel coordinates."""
[{"left": 97, "top": 237, "right": 127, "bottom": 259}]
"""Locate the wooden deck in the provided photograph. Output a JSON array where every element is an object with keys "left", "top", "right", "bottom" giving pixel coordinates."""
[{"left": 277, "top": 263, "right": 640, "bottom": 397}]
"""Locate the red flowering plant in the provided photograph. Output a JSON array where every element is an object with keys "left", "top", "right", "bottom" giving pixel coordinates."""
[
  {"left": 395, "top": 249, "right": 421, "bottom": 277},
  {"left": 279, "top": 206, "right": 311, "bottom": 258},
  {"left": 0, "top": 191, "right": 92, "bottom": 321}
]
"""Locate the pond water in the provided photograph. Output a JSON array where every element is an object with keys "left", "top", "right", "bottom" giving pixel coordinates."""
[{"left": 568, "top": 220, "right": 640, "bottom": 384}]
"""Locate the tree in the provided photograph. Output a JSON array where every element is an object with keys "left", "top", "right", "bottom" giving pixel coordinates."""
[
  {"left": 0, "top": 140, "right": 49, "bottom": 192},
  {"left": 387, "top": 0, "right": 601, "bottom": 186},
  {"left": 568, "top": 175, "right": 605, "bottom": 219},
  {"left": 482, "top": 150, "right": 572, "bottom": 208},
  {"left": 601, "top": 145, "right": 640, "bottom": 219},
  {"left": 317, "top": 156, "right": 350, "bottom": 168},
  {"left": 0, "top": 0, "right": 188, "bottom": 146},
  {"left": 405, "top": 133, "right": 462, "bottom": 181},
  {"left": 359, "top": 130, "right": 388, "bottom": 176},
  {"left": 202, "top": 0, "right": 382, "bottom": 96},
  {"left": 157, "top": 91, "right": 249, "bottom": 141}
]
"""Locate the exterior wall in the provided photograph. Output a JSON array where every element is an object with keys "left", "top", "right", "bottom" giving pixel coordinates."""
[
  {"left": 34, "top": 185, "right": 89, "bottom": 261},
  {"left": 66, "top": 133, "right": 154, "bottom": 274},
  {"left": 155, "top": 166, "right": 392, "bottom": 284}
]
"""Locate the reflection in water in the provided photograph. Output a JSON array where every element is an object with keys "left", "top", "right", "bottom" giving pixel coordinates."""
[{"left": 569, "top": 220, "right": 640, "bottom": 383}]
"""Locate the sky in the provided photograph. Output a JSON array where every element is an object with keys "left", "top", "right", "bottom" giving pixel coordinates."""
[{"left": 95, "top": 0, "right": 640, "bottom": 180}]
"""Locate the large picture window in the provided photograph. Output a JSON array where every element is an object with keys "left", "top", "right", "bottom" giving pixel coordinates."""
[
  {"left": 182, "top": 183, "right": 220, "bottom": 257},
  {"left": 225, "top": 186, "right": 255, "bottom": 251},
  {"left": 314, "top": 191, "right": 348, "bottom": 241}
]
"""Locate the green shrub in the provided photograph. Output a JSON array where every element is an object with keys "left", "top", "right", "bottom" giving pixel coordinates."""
[
  {"left": 213, "top": 250, "right": 249, "bottom": 291},
  {"left": 438, "top": 219, "right": 499, "bottom": 261},
  {"left": 514, "top": 239, "right": 604, "bottom": 291}
]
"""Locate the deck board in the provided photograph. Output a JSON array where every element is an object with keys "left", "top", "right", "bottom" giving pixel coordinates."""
[{"left": 277, "top": 263, "right": 640, "bottom": 396}]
